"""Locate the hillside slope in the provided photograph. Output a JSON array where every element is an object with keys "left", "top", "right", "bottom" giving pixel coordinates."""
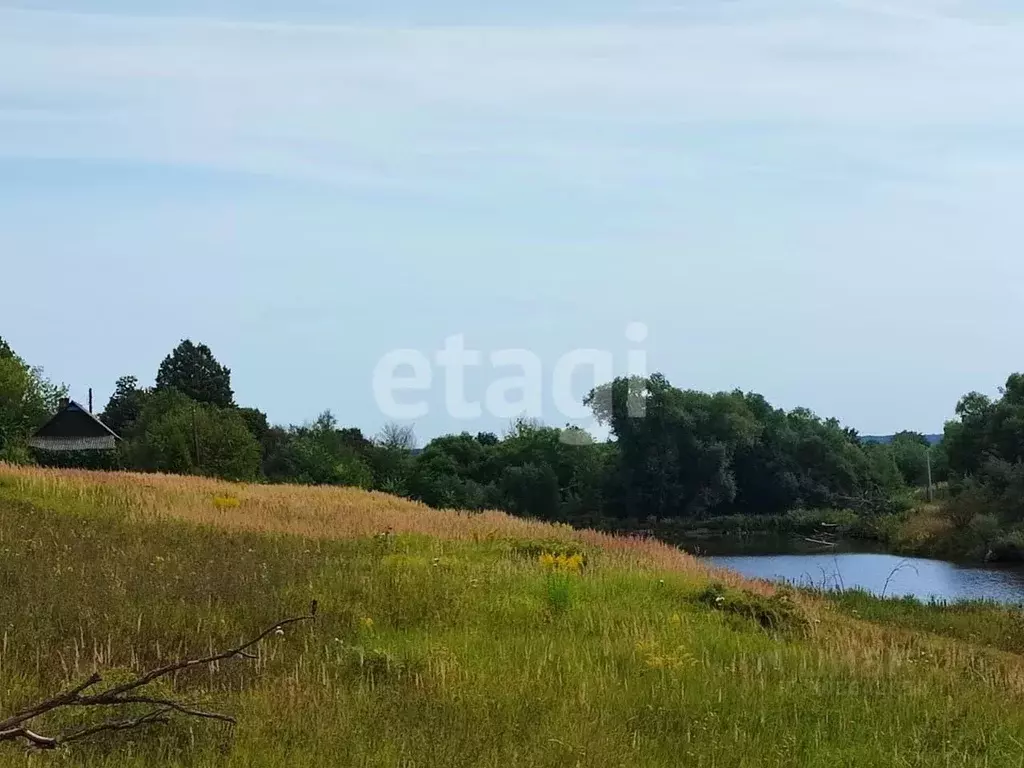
[{"left": 1, "top": 465, "right": 1023, "bottom": 767}]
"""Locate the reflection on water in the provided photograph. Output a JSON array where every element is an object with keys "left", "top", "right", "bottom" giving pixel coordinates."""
[{"left": 705, "top": 550, "right": 1024, "bottom": 604}]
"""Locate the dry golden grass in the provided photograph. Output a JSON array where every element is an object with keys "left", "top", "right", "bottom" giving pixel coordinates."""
[
  {"left": 897, "top": 503, "right": 954, "bottom": 548},
  {"left": 0, "top": 463, "right": 758, "bottom": 590}
]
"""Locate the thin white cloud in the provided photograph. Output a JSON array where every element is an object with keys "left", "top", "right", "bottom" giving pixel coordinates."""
[{"left": 0, "top": 2, "right": 1022, "bottom": 192}]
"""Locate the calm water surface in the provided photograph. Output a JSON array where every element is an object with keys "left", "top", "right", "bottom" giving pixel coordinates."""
[{"left": 705, "top": 549, "right": 1024, "bottom": 604}]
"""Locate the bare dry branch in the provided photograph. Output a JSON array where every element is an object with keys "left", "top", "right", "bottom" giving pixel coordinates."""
[
  {"left": 0, "top": 673, "right": 102, "bottom": 732},
  {"left": 0, "top": 613, "right": 314, "bottom": 750},
  {"left": 0, "top": 728, "right": 59, "bottom": 750},
  {"left": 100, "top": 697, "right": 237, "bottom": 724},
  {"left": 59, "top": 709, "right": 173, "bottom": 746},
  {"left": 82, "top": 615, "right": 313, "bottom": 702}
]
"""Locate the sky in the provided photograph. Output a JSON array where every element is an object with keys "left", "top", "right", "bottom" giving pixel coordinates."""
[{"left": 2, "top": 0, "right": 1023, "bottom": 441}]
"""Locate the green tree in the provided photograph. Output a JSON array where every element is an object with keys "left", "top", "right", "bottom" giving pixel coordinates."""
[
  {"left": 587, "top": 375, "right": 758, "bottom": 520},
  {"left": 155, "top": 340, "right": 234, "bottom": 408},
  {"left": 943, "top": 391, "right": 995, "bottom": 477},
  {"left": 402, "top": 423, "right": 613, "bottom": 521},
  {"left": 497, "top": 462, "right": 561, "bottom": 519},
  {"left": 365, "top": 423, "right": 417, "bottom": 494},
  {"left": 888, "top": 431, "right": 932, "bottom": 488},
  {"left": 333, "top": 452, "right": 375, "bottom": 489},
  {"left": 123, "top": 390, "right": 260, "bottom": 481},
  {"left": 940, "top": 373, "right": 1024, "bottom": 530},
  {"left": 100, "top": 376, "right": 150, "bottom": 436},
  {"left": 236, "top": 406, "right": 271, "bottom": 447},
  {"left": 407, "top": 433, "right": 490, "bottom": 509},
  {"left": 408, "top": 446, "right": 484, "bottom": 509},
  {"left": 0, "top": 337, "right": 66, "bottom": 463},
  {"left": 476, "top": 432, "right": 499, "bottom": 447},
  {"left": 587, "top": 374, "right": 901, "bottom": 520},
  {"left": 262, "top": 412, "right": 375, "bottom": 488},
  {"left": 729, "top": 393, "right": 804, "bottom": 515}
]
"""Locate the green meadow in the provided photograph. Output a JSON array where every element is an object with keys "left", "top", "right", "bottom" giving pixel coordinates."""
[{"left": 1, "top": 465, "right": 1023, "bottom": 767}]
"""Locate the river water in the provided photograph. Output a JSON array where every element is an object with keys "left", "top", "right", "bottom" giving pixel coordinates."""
[{"left": 697, "top": 540, "right": 1024, "bottom": 604}]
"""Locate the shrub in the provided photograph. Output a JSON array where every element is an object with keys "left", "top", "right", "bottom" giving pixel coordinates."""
[
  {"left": 943, "top": 479, "right": 991, "bottom": 529},
  {"left": 695, "top": 582, "right": 806, "bottom": 634},
  {"left": 986, "top": 530, "right": 1024, "bottom": 563}
]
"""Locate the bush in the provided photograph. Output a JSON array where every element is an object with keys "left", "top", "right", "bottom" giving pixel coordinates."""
[
  {"left": 986, "top": 530, "right": 1024, "bottom": 563},
  {"left": 122, "top": 391, "right": 262, "bottom": 481},
  {"left": 945, "top": 459, "right": 1024, "bottom": 529},
  {"left": 696, "top": 582, "right": 807, "bottom": 634},
  {"left": 969, "top": 514, "right": 1001, "bottom": 552},
  {"left": 943, "top": 479, "right": 991, "bottom": 529}
]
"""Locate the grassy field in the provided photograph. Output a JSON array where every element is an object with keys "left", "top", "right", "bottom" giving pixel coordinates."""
[{"left": 2, "top": 465, "right": 1024, "bottom": 767}]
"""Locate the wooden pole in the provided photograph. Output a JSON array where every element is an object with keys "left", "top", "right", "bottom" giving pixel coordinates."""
[
  {"left": 192, "top": 405, "right": 201, "bottom": 468},
  {"left": 926, "top": 447, "right": 934, "bottom": 503}
]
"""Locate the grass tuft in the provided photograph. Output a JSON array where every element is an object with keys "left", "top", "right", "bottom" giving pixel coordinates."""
[{"left": 697, "top": 581, "right": 808, "bottom": 634}]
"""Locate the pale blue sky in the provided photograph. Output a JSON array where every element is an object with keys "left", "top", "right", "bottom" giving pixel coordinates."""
[{"left": 2, "top": 0, "right": 1023, "bottom": 440}]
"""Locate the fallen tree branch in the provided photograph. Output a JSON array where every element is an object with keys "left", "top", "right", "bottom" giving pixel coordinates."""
[
  {"left": 107, "top": 697, "right": 237, "bottom": 724},
  {"left": 0, "top": 727, "right": 58, "bottom": 750},
  {"left": 0, "top": 673, "right": 103, "bottom": 731},
  {"left": 58, "top": 709, "right": 173, "bottom": 746},
  {"left": 0, "top": 613, "right": 314, "bottom": 750}
]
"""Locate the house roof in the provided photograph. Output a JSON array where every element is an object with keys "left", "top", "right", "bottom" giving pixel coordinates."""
[{"left": 32, "top": 401, "right": 121, "bottom": 441}]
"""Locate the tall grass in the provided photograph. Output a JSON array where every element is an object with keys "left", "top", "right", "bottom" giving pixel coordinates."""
[
  {"left": 823, "top": 588, "right": 1024, "bottom": 655},
  {"left": 0, "top": 464, "right": 745, "bottom": 582},
  {"left": 1, "top": 465, "right": 1024, "bottom": 766}
]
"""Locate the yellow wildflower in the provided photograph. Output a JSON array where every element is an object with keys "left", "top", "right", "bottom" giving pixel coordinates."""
[
  {"left": 539, "top": 552, "right": 584, "bottom": 574},
  {"left": 562, "top": 554, "right": 584, "bottom": 573}
]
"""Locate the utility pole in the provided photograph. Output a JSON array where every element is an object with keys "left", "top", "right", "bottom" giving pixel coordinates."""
[
  {"left": 192, "top": 404, "right": 201, "bottom": 469},
  {"left": 926, "top": 447, "right": 934, "bottom": 503}
]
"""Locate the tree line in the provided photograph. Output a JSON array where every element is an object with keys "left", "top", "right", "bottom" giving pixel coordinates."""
[
  {"left": 936, "top": 374, "right": 1024, "bottom": 556},
  {"left": 5, "top": 335, "right": 1017, "bottom": 532}
]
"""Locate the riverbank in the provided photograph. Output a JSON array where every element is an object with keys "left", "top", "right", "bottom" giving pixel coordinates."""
[
  {"left": 596, "top": 505, "right": 1024, "bottom": 565},
  {"left": 823, "top": 588, "right": 1024, "bottom": 654},
  {"left": 3, "top": 464, "right": 1024, "bottom": 766},
  {"left": 572, "top": 508, "right": 866, "bottom": 545},
  {"left": 881, "top": 504, "right": 1024, "bottom": 564}
]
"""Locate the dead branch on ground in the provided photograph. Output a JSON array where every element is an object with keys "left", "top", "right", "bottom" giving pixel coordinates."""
[{"left": 0, "top": 613, "right": 314, "bottom": 750}]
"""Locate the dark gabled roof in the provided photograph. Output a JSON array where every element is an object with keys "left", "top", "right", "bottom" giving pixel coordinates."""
[{"left": 32, "top": 401, "right": 121, "bottom": 440}]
